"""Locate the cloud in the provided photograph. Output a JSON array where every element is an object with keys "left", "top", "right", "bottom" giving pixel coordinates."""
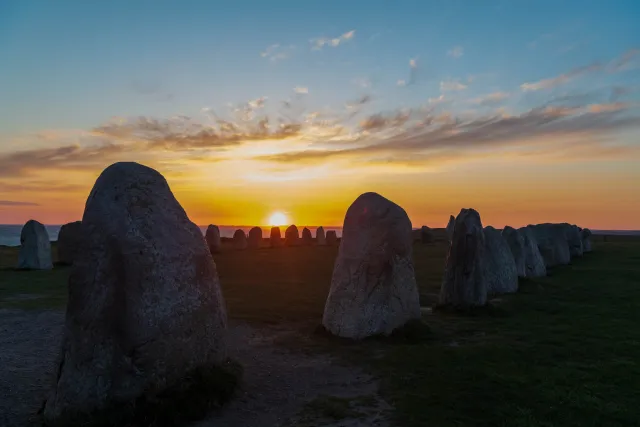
[
  {"left": 352, "top": 77, "right": 372, "bottom": 89},
  {"left": 293, "top": 86, "right": 309, "bottom": 94},
  {"left": 311, "top": 30, "right": 356, "bottom": 50},
  {"left": 260, "top": 44, "right": 295, "bottom": 62},
  {"left": 0, "top": 200, "right": 40, "bottom": 207},
  {"left": 470, "top": 92, "right": 510, "bottom": 106},
  {"left": 447, "top": 46, "right": 464, "bottom": 58},
  {"left": 397, "top": 80, "right": 406, "bottom": 87},
  {"left": 440, "top": 79, "right": 468, "bottom": 91},
  {"left": 520, "top": 62, "right": 602, "bottom": 91},
  {"left": 608, "top": 48, "right": 640, "bottom": 72}
]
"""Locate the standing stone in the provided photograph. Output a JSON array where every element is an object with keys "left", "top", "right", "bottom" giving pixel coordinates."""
[
  {"left": 43, "top": 162, "right": 228, "bottom": 426},
  {"left": 562, "top": 223, "right": 583, "bottom": 257},
  {"left": 518, "top": 226, "right": 547, "bottom": 277},
  {"left": 502, "top": 226, "right": 526, "bottom": 278},
  {"left": 581, "top": 228, "right": 592, "bottom": 252},
  {"left": 326, "top": 230, "right": 338, "bottom": 246},
  {"left": 483, "top": 226, "right": 519, "bottom": 294},
  {"left": 57, "top": 221, "right": 82, "bottom": 265},
  {"left": 284, "top": 225, "right": 299, "bottom": 247},
  {"left": 439, "top": 209, "right": 487, "bottom": 307},
  {"left": 446, "top": 215, "right": 455, "bottom": 242},
  {"left": 17, "top": 219, "right": 53, "bottom": 270},
  {"left": 205, "top": 225, "right": 221, "bottom": 254},
  {"left": 270, "top": 227, "right": 282, "bottom": 247},
  {"left": 316, "top": 226, "right": 326, "bottom": 245},
  {"left": 322, "top": 192, "right": 420, "bottom": 339},
  {"left": 420, "top": 225, "right": 433, "bottom": 244},
  {"left": 248, "top": 227, "right": 262, "bottom": 249},
  {"left": 233, "top": 229, "right": 248, "bottom": 250},
  {"left": 301, "top": 227, "right": 313, "bottom": 246},
  {"left": 529, "top": 223, "right": 571, "bottom": 267}
]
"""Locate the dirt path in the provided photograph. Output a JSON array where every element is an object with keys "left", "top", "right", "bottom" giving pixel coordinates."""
[{"left": 0, "top": 309, "right": 390, "bottom": 427}]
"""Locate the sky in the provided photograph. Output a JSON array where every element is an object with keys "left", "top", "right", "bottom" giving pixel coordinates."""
[{"left": 0, "top": 0, "right": 639, "bottom": 229}]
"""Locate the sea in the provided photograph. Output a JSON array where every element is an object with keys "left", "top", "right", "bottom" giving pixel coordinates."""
[{"left": 0, "top": 225, "right": 344, "bottom": 247}]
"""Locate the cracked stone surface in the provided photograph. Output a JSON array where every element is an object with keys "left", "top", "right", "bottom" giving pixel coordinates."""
[
  {"left": 518, "top": 226, "right": 547, "bottom": 278},
  {"left": 483, "top": 226, "right": 518, "bottom": 295}
]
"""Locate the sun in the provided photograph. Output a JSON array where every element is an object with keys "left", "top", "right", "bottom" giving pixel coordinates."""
[{"left": 267, "top": 211, "right": 289, "bottom": 227}]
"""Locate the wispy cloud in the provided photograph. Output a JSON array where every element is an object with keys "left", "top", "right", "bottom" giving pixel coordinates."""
[
  {"left": 608, "top": 48, "right": 640, "bottom": 72},
  {"left": 397, "top": 80, "right": 406, "bottom": 87},
  {"left": 293, "top": 86, "right": 309, "bottom": 94},
  {"left": 260, "top": 44, "right": 295, "bottom": 62},
  {"left": 440, "top": 79, "right": 468, "bottom": 91},
  {"left": 0, "top": 200, "right": 40, "bottom": 207},
  {"left": 447, "top": 46, "right": 464, "bottom": 58},
  {"left": 520, "top": 62, "right": 602, "bottom": 91},
  {"left": 310, "top": 30, "right": 356, "bottom": 50},
  {"left": 469, "top": 91, "right": 510, "bottom": 106}
]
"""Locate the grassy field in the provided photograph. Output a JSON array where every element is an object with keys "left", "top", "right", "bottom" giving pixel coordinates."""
[{"left": 1, "top": 239, "right": 639, "bottom": 426}]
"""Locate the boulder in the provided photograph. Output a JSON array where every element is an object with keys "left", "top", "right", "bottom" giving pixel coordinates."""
[
  {"left": 446, "top": 215, "right": 455, "bottom": 242},
  {"left": 301, "top": 227, "right": 313, "bottom": 245},
  {"left": 43, "top": 162, "right": 228, "bottom": 426},
  {"left": 420, "top": 225, "right": 433, "bottom": 244},
  {"left": 518, "top": 226, "right": 547, "bottom": 277},
  {"left": 233, "top": 229, "right": 248, "bottom": 250},
  {"left": 270, "top": 227, "right": 282, "bottom": 247},
  {"left": 581, "top": 228, "right": 592, "bottom": 252},
  {"left": 284, "top": 225, "right": 299, "bottom": 246},
  {"left": 17, "top": 219, "right": 53, "bottom": 270},
  {"left": 322, "top": 192, "right": 420, "bottom": 339},
  {"left": 205, "top": 225, "right": 221, "bottom": 254},
  {"left": 57, "top": 221, "right": 82, "bottom": 265},
  {"left": 248, "top": 227, "right": 262, "bottom": 249},
  {"left": 316, "top": 226, "right": 326, "bottom": 245},
  {"left": 501, "top": 226, "right": 526, "bottom": 278},
  {"left": 483, "top": 226, "right": 518, "bottom": 294},
  {"left": 529, "top": 223, "right": 571, "bottom": 267},
  {"left": 439, "top": 209, "right": 487, "bottom": 307},
  {"left": 563, "top": 223, "right": 583, "bottom": 257},
  {"left": 326, "top": 230, "right": 338, "bottom": 246}
]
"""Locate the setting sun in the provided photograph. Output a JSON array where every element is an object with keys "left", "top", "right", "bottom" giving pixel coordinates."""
[{"left": 267, "top": 211, "right": 289, "bottom": 227}]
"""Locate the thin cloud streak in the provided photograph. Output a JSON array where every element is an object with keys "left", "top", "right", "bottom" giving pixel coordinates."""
[
  {"left": 310, "top": 30, "right": 355, "bottom": 50},
  {"left": 0, "top": 200, "right": 40, "bottom": 207}
]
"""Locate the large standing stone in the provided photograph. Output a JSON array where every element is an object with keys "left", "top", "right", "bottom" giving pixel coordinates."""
[
  {"left": 326, "top": 230, "right": 338, "bottom": 246},
  {"left": 483, "top": 226, "right": 518, "bottom": 294},
  {"left": 17, "top": 219, "right": 53, "bottom": 270},
  {"left": 518, "top": 226, "right": 547, "bottom": 277},
  {"left": 316, "top": 226, "right": 326, "bottom": 245},
  {"left": 420, "top": 225, "right": 433, "bottom": 244},
  {"left": 301, "top": 227, "right": 313, "bottom": 246},
  {"left": 205, "top": 225, "right": 221, "bottom": 254},
  {"left": 233, "top": 229, "right": 248, "bottom": 250},
  {"left": 529, "top": 223, "right": 571, "bottom": 267},
  {"left": 446, "top": 215, "right": 455, "bottom": 242},
  {"left": 581, "top": 228, "right": 592, "bottom": 252},
  {"left": 562, "top": 223, "right": 583, "bottom": 257},
  {"left": 248, "top": 227, "right": 262, "bottom": 249},
  {"left": 43, "top": 162, "right": 228, "bottom": 426},
  {"left": 322, "top": 192, "right": 420, "bottom": 339},
  {"left": 57, "top": 221, "right": 82, "bottom": 265},
  {"left": 284, "top": 225, "right": 299, "bottom": 247},
  {"left": 501, "top": 226, "right": 526, "bottom": 278},
  {"left": 439, "top": 209, "right": 487, "bottom": 307},
  {"left": 270, "top": 227, "right": 282, "bottom": 247}
]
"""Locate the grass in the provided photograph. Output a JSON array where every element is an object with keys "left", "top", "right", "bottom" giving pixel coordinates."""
[{"left": 2, "top": 239, "right": 640, "bottom": 426}]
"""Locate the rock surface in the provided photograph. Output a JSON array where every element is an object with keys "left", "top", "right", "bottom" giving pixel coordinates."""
[
  {"left": 530, "top": 223, "right": 571, "bottom": 267},
  {"left": 439, "top": 209, "right": 487, "bottom": 307},
  {"left": 270, "top": 227, "right": 282, "bottom": 247},
  {"left": 284, "top": 225, "right": 299, "bottom": 247},
  {"left": 234, "top": 229, "right": 248, "bottom": 250},
  {"left": 518, "top": 226, "right": 547, "bottom": 277},
  {"left": 322, "top": 192, "right": 420, "bottom": 339},
  {"left": 17, "top": 220, "right": 53, "bottom": 270},
  {"left": 483, "top": 226, "right": 519, "bottom": 294},
  {"left": 206, "top": 225, "right": 221, "bottom": 254},
  {"left": 563, "top": 223, "right": 584, "bottom": 257},
  {"left": 316, "top": 226, "right": 326, "bottom": 245},
  {"left": 248, "top": 227, "right": 262, "bottom": 249},
  {"left": 301, "top": 227, "right": 313, "bottom": 246},
  {"left": 502, "top": 226, "right": 526, "bottom": 278},
  {"left": 43, "top": 162, "right": 228, "bottom": 426},
  {"left": 420, "top": 226, "right": 433, "bottom": 244},
  {"left": 581, "top": 228, "right": 592, "bottom": 252},
  {"left": 325, "top": 230, "right": 338, "bottom": 246},
  {"left": 446, "top": 215, "right": 455, "bottom": 242},
  {"left": 57, "top": 221, "right": 82, "bottom": 265}
]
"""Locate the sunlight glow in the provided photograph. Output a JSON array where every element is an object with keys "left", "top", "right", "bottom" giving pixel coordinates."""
[{"left": 267, "top": 211, "right": 289, "bottom": 226}]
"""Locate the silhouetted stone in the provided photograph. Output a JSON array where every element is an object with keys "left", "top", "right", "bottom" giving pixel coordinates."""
[
  {"left": 285, "top": 225, "right": 299, "bottom": 247},
  {"left": 248, "top": 227, "right": 262, "bottom": 249},
  {"left": 233, "top": 229, "right": 247, "bottom": 250},
  {"left": 205, "top": 225, "right": 221, "bottom": 254},
  {"left": 420, "top": 225, "right": 433, "bottom": 244},
  {"left": 439, "top": 209, "right": 487, "bottom": 307},
  {"left": 301, "top": 227, "right": 313, "bottom": 245},
  {"left": 57, "top": 221, "right": 82, "bottom": 265},
  {"left": 502, "top": 226, "right": 526, "bottom": 278},
  {"left": 518, "top": 226, "right": 547, "bottom": 277},
  {"left": 326, "top": 230, "right": 338, "bottom": 246},
  {"left": 529, "top": 223, "right": 571, "bottom": 267},
  {"left": 483, "top": 226, "right": 518, "bottom": 294},
  {"left": 316, "top": 226, "right": 326, "bottom": 245},
  {"left": 43, "top": 162, "right": 228, "bottom": 426},
  {"left": 17, "top": 219, "right": 52, "bottom": 270},
  {"left": 446, "top": 215, "right": 455, "bottom": 242},
  {"left": 322, "top": 192, "right": 420, "bottom": 339},
  {"left": 270, "top": 227, "right": 282, "bottom": 247},
  {"left": 581, "top": 228, "right": 592, "bottom": 252},
  {"left": 563, "top": 223, "right": 584, "bottom": 257}
]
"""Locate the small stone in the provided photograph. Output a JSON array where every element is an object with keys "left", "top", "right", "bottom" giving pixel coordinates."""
[
  {"left": 233, "top": 229, "right": 248, "bottom": 250},
  {"left": 57, "top": 221, "right": 82, "bottom": 265},
  {"left": 17, "top": 219, "right": 53, "bottom": 270},
  {"left": 248, "top": 227, "right": 262, "bottom": 249},
  {"left": 205, "top": 225, "right": 221, "bottom": 254},
  {"left": 285, "top": 225, "right": 300, "bottom": 247}
]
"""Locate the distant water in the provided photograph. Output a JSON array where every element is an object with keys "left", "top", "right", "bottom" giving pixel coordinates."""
[{"left": 0, "top": 224, "right": 343, "bottom": 247}]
